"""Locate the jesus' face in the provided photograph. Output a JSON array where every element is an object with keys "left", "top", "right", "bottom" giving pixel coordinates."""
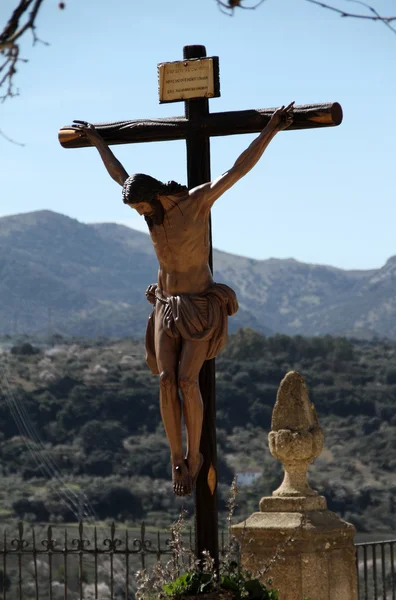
[{"left": 133, "top": 201, "right": 154, "bottom": 217}]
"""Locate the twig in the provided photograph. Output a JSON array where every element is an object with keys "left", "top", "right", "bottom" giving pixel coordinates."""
[
  {"left": 214, "top": 0, "right": 396, "bottom": 35},
  {"left": 0, "top": 0, "right": 48, "bottom": 101},
  {"left": 215, "top": 0, "right": 267, "bottom": 16},
  {"left": 306, "top": 0, "right": 396, "bottom": 34},
  {"left": 0, "top": 128, "right": 25, "bottom": 146}
]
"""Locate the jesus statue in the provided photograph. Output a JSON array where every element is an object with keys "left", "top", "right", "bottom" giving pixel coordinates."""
[{"left": 71, "top": 102, "right": 294, "bottom": 496}]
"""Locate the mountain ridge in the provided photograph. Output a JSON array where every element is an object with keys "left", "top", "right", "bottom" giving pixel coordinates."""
[{"left": 0, "top": 210, "right": 394, "bottom": 339}]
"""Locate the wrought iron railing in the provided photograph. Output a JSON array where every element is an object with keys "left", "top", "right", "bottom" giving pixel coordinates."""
[
  {"left": 356, "top": 539, "right": 396, "bottom": 600},
  {"left": 0, "top": 522, "right": 394, "bottom": 599},
  {"left": 0, "top": 521, "right": 236, "bottom": 600}
]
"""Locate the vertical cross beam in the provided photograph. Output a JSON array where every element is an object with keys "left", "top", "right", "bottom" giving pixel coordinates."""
[{"left": 183, "top": 44, "right": 219, "bottom": 564}]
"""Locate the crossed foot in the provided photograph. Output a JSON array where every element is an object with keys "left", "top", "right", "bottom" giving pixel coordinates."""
[{"left": 172, "top": 453, "right": 204, "bottom": 497}]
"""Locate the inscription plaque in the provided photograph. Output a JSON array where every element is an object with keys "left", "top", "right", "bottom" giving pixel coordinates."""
[{"left": 158, "top": 57, "right": 220, "bottom": 103}]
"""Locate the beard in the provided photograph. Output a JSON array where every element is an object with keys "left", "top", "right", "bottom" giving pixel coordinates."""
[{"left": 144, "top": 198, "right": 165, "bottom": 230}]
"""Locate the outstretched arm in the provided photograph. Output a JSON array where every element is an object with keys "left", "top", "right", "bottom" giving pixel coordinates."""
[
  {"left": 191, "top": 102, "right": 294, "bottom": 212},
  {"left": 71, "top": 121, "right": 129, "bottom": 186}
]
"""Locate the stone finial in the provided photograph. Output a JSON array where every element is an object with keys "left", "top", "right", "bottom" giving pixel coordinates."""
[
  {"left": 233, "top": 370, "right": 358, "bottom": 600},
  {"left": 260, "top": 371, "right": 326, "bottom": 511}
]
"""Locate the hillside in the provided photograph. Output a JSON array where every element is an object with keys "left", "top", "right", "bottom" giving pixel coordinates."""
[
  {"left": 0, "top": 331, "right": 396, "bottom": 532},
  {"left": 0, "top": 210, "right": 395, "bottom": 338}
]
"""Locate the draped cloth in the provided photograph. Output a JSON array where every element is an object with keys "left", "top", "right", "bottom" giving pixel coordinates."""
[{"left": 145, "top": 283, "right": 239, "bottom": 375}]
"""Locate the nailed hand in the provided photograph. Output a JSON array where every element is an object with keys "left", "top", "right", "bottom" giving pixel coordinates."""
[
  {"left": 71, "top": 120, "right": 103, "bottom": 143},
  {"left": 270, "top": 102, "right": 294, "bottom": 131}
]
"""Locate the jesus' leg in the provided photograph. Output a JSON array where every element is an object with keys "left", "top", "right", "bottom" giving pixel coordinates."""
[
  {"left": 154, "top": 315, "right": 190, "bottom": 496},
  {"left": 178, "top": 340, "right": 210, "bottom": 488}
]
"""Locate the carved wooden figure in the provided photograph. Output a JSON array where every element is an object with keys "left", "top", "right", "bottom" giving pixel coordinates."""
[
  {"left": 59, "top": 43, "right": 342, "bottom": 563},
  {"left": 69, "top": 102, "right": 293, "bottom": 496}
]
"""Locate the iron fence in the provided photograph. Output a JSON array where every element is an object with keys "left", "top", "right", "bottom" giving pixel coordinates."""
[
  {"left": 356, "top": 539, "right": 396, "bottom": 600},
  {"left": 0, "top": 522, "right": 394, "bottom": 599},
  {"left": 0, "top": 521, "right": 236, "bottom": 600}
]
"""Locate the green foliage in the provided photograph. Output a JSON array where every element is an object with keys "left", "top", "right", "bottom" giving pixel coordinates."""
[
  {"left": 10, "top": 342, "right": 40, "bottom": 356},
  {"left": 0, "top": 570, "right": 11, "bottom": 593},
  {"left": 79, "top": 420, "right": 127, "bottom": 454},
  {"left": 0, "top": 331, "right": 396, "bottom": 530},
  {"left": 385, "top": 368, "right": 396, "bottom": 384},
  {"left": 163, "top": 572, "right": 213, "bottom": 597},
  {"left": 88, "top": 484, "right": 144, "bottom": 521},
  {"left": 220, "top": 570, "right": 278, "bottom": 599},
  {"left": 161, "top": 569, "right": 278, "bottom": 598},
  {"left": 12, "top": 497, "right": 50, "bottom": 521}
]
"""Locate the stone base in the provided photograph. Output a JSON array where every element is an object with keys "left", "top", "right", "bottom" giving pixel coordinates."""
[
  {"left": 259, "top": 494, "right": 327, "bottom": 512},
  {"left": 232, "top": 510, "right": 357, "bottom": 600}
]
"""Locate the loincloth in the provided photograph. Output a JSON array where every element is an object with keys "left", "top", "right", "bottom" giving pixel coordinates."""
[{"left": 144, "top": 283, "right": 238, "bottom": 375}]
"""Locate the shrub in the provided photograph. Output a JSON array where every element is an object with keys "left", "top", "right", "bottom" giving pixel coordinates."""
[{"left": 11, "top": 342, "right": 40, "bottom": 356}]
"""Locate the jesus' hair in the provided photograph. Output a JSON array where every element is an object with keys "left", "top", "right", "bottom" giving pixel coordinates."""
[{"left": 122, "top": 173, "right": 187, "bottom": 205}]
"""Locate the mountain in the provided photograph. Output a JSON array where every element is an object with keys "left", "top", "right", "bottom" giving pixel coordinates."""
[{"left": 0, "top": 210, "right": 394, "bottom": 339}]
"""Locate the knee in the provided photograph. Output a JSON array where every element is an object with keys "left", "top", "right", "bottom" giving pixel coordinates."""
[
  {"left": 160, "top": 370, "right": 177, "bottom": 390},
  {"left": 178, "top": 376, "right": 199, "bottom": 397}
]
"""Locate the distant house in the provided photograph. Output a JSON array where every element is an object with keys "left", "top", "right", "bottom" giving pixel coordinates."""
[{"left": 236, "top": 468, "right": 262, "bottom": 487}]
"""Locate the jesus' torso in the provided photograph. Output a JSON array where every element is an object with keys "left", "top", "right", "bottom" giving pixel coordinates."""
[{"left": 149, "top": 194, "right": 214, "bottom": 296}]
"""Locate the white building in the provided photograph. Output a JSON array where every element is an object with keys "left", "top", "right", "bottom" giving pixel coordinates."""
[{"left": 236, "top": 468, "right": 262, "bottom": 487}]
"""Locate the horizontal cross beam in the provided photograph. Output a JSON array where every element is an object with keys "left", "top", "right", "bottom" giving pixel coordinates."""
[{"left": 58, "top": 102, "right": 342, "bottom": 149}]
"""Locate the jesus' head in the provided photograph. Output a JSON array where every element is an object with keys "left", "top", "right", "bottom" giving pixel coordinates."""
[{"left": 122, "top": 173, "right": 187, "bottom": 224}]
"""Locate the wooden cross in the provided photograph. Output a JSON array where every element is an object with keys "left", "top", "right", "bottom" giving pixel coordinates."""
[{"left": 58, "top": 44, "right": 342, "bottom": 563}]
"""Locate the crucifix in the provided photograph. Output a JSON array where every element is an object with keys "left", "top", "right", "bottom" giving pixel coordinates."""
[{"left": 58, "top": 44, "right": 342, "bottom": 563}]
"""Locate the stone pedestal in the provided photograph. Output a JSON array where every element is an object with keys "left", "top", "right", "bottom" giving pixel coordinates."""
[
  {"left": 233, "top": 508, "right": 357, "bottom": 600},
  {"left": 232, "top": 372, "right": 358, "bottom": 600}
]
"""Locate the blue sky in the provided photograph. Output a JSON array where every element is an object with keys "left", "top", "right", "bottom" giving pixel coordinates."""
[{"left": 1, "top": 0, "right": 395, "bottom": 270}]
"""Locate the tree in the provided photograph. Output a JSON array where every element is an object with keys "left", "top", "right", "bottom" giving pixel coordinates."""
[
  {"left": 12, "top": 497, "right": 50, "bottom": 521},
  {"left": 0, "top": 570, "right": 11, "bottom": 594},
  {"left": 88, "top": 485, "right": 144, "bottom": 520},
  {"left": 1, "top": 1, "right": 52, "bottom": 101},
  {"left": 215, "top": 0, "right": 396, "bottom": 33},
  {"left": 10, "top": 341, "right": 40, "bottom": 355},
  {"left": 305, "top": 0, "right": 396, "bottom": 36},
  {"left": 78, "top": 420, "right": 127, "bottom": 454},
  {"left": 1, "top": 0, "right": 395, "bottom": 106}
]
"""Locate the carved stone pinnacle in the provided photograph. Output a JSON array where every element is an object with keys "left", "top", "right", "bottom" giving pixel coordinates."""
[
  {"left": 260, "top": 371, "right": 326, "bottom": 511},
  {"left": 233, "top": 370, "right": 358, "bottom": 600}
]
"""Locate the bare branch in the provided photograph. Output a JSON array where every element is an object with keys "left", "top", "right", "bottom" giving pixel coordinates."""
[
  {"left": 0, "top": 128, "right": 25, "bottom": 146},
  {"left": 214, "top": 0, "right": 396, "bottom": 33},
  {"left": 0, "top": 0, "right": 48, "bottom": 101},
  {"left": 215, "top": 0, "right": 267, "bottom": 16},
  {"left": 306, "top": 0, "right": 396, "bottom": 35}
]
